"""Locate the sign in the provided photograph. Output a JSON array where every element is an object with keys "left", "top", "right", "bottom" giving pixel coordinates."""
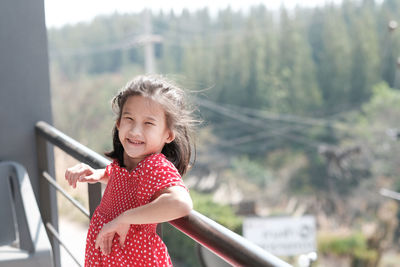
[{"left": 243, "top": 216, "right": 316, "bottom": 256}]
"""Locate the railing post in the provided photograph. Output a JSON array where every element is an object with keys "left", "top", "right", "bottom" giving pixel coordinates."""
[
  {"left": 36, "top": 132, "right": 61, "bottom": 267},
  {"left": 88, "top": 184, "right": 102, "bottom": 218}
]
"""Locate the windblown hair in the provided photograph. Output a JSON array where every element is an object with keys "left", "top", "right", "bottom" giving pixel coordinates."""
[{"left": 105, "top": 75, "right": 197, "bottom": 176}]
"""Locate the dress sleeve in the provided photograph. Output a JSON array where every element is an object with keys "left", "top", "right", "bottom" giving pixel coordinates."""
[
  {"left": 137, "top": 158, "right": 188, "bottom": 204},
  {"left": 105, "top": 160, "right": 117, "bottom": 178}
]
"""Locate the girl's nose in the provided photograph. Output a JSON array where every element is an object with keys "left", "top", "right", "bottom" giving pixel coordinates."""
[{"left": 129, "top": 125, "right": 142, "bottom": 136}]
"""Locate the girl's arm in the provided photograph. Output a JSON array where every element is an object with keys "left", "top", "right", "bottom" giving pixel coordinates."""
[
  {"left": 95, "top": 186, "right": 192, "bottom": 254},
  {"left": 121, "top": 186, "right": 193, "bottom": 223},
  {"left": 65, "top": 163, "right": 109, "bottom": 188}
]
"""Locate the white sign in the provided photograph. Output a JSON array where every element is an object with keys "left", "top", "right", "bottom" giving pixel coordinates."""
[{"left": 243, "top": 216, "right": 316, "bottom": 256}]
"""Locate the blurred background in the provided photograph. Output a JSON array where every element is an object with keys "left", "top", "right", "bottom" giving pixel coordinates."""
[{"left": 45, "top": 0, "right": 400, "bottom": 266}]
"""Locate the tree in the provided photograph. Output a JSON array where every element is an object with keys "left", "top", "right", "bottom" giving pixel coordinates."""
[
  {"left": 277, "top": 7, "right": 322, "bottom": 115},
  {"left": 309, "top": 5, "right": 352, "bottom": 114}
]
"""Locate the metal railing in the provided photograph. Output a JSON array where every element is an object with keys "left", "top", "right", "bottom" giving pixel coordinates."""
[
  {"left": 380, "top": 188, "right": 400, "bottom": 201},
  {"left": 35, "top": 120, "right": 292, "bottom": 267}
]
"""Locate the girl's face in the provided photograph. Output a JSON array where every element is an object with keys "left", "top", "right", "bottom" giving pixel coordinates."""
[{"left": 117, "top": 95, "right": 175, "bottom": 170}]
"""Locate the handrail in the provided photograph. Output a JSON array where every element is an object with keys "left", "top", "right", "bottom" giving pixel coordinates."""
[
  {"left": 35, "top": 121, "right": 110, "bottom": 169},
  {"left": 35, "top": 121, "right": 292, "bottom": 267},
  {"left": 380, "top": 188, "right": 400, "bottom": 201},
  {"left": 171, "top": 211, "right": 292, "bottom": 266}
]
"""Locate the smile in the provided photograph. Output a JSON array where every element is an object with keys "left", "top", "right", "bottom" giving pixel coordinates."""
[{"left": 127, "top": 138, "right": 144, "bottom": 145}]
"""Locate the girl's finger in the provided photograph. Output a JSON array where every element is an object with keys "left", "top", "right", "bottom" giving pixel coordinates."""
[
  {"left": 68, "top": 176, "right": 74, "bottom": 187},
  {"left": 118, "top": 228, "right": 129, "bottom": 248},
  {"left": 70, "top": 174, "right": 75, "bottom": 188},
  {"left": 101, "top": 241, "right": 106, "bottom": 255},
  {"left": 119, "top": 233, "right": 126, "bottom": 248},
  {"left": 70, "top": 173, "right": 77, "bottom": 187},
  {"left": 65, "top": 171, "right": 71, "bottom": 185},
  {"left": 65, "top": 169, "right": 72, "bottom": 181},
  {"left": 74, "top": 172, "right": 85, "bottom": 187},
  {"left": 95, "top": 234, "right": 102, "bottom": 250},
  {"left": 106, "top": 236, "right": 113, "bottom": 254},
  {"left": 72, "top": 179, "right": 78, "bottom": 188},
  {"left": 101, "top": 236, "right": 110, "bottom": 255},
  {"left": 101, "top": 240, "right": 106, "bottom": 255}
]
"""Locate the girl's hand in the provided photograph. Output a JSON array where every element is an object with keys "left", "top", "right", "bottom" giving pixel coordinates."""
[
  {"left": 65, "top": 163, "right": 105, "bottom": 188},
  {"left": 95, "top": 217, "right": 130, "bottom": 255}
]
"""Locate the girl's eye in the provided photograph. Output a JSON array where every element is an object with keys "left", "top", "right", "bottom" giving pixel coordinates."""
[{"left": 145, "top": 122, "right": 155, "bottom": 126}]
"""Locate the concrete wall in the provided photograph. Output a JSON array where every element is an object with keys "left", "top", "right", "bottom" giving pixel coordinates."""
[{"left": 0, "top": 0, "right": 53, "bottom": 198}]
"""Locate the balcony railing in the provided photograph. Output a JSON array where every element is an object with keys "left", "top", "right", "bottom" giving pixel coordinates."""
[{"left": 35, "top": 120, "right": 292, "bottom": 267}]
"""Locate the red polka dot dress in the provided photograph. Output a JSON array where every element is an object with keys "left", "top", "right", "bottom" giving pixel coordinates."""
[{"left": 84, "top": 153, "right": 187, "bottom": 266}]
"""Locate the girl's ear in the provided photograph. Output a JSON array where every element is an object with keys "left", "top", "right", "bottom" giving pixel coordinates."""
[
  {"left": 165, "top": 130, "right": 175, "bottom": 144},
  {"left": 116, "top": 119, "right": 121, "bottom": 130}
]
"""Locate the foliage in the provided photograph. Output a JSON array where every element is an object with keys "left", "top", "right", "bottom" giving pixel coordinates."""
[
  {"left": 229, "top": 156, "right": 273, "bottom": 188},
  {"left": 191, "top": 190, "right": 243, "bottom": 233},
  {"left": 351, "top": 82, "right": 400, "bottom": 179},
  {"left": 318, "top": 232, "right": 378, "bottom": 264},
  {"left": 162, "top": 223, "right": 201, "bottom": 267}
]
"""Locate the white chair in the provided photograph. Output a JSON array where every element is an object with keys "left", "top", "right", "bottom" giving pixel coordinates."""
[{"left": 0, "top": 161, "right": 53, "bottom": 267}]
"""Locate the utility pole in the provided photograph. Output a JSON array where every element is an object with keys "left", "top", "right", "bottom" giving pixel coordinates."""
[
  {"left": 394, "top": 57, "right": 400, "bottom": 89},
  {"left": 381, "top": 20, "right": 398, "bottom": 87},
  {"left": 391, "top": 21, "right": 400, "bottom": 89},
  {"left": 143, "top": 10, "right": 162, "bottom": 74}
]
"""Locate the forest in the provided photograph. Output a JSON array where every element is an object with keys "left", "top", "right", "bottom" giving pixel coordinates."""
[{"left": 48, "top": 0, "right": 400, "bottom": 266}]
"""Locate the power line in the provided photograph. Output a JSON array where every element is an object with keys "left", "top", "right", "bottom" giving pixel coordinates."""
[
  {"left": 215, "top": 122, "right": 311, "bottom": 148},
  {"left": 48, "top": 20, "right": 276, "bottom": 58},
  {"left": 196, "top": 95, "right": 349, "bottom": 133},
  {"left": 195, "top": 96, "right": 337, "bottom": 150},
  {"left": 195, "top": 96, "right": 271, "bottom": 129},
  {"left": 222, "top": 102, "right": 350, "bottom": 131},
  {"left": 49, "top": 34, "right": 162, "bottom": 58}
]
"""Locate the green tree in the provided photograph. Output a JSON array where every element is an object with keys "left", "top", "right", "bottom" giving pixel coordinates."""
[
  {"left": 309, "top": 6, "right": 352, "bottom": 114},
  {"left": 347, "top": 2, "right": 380, "bottom": 102},
  {"left": 277, "top": 7, "right": 322, "bottom": 115}
]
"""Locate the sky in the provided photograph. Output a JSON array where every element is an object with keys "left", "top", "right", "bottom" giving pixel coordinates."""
[{"left": 44, "top": 0, "right": 343, "bottom": 28}]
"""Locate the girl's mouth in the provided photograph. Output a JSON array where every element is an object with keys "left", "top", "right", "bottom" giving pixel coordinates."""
[{"left": 127, "top": 138, "right": 144, "bottom": 145}]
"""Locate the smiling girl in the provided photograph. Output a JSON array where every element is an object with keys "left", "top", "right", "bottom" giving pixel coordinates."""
[{"left": 65, "top": 75, "right": 196, "bottom": 266}]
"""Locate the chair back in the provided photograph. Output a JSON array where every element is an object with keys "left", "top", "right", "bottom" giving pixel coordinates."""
[
  {"left": 0, "top": 161, "right": 52, "bottom": 267},
  {"left": 0, "top": 165, "right": 17, "bottom": 246},
  {"left": 0, "top": 162, "right": 35, "bottom": 252}
]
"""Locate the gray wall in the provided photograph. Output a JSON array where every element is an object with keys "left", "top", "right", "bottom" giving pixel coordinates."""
[{"left": 0, "top": 0, "right": 53, "bottom": 198}]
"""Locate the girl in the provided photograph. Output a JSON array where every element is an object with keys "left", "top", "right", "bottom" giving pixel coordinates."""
[{"left": 65, "top": 75, "right": 196, "bottom": 266}]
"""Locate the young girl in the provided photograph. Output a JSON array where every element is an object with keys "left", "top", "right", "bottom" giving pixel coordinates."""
[{"left": 65, "top": 75, "right": 196, "bottom": 266}]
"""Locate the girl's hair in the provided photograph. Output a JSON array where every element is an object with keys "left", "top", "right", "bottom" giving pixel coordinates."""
[{"left": 105, "top": 75, "right": 197, "bottom": 176}]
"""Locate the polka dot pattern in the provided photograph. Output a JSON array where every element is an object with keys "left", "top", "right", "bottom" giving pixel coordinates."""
[{"left": 84, "top": 153, "right": 187, "bottom": 266}]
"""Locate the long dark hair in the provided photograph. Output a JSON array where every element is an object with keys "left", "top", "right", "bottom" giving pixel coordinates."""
[{"left": 105, "top": 75, "right": 197, "bottom": 176}]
